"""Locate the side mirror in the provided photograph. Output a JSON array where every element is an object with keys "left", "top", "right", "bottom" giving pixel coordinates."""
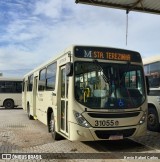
[
  {"left": 145, "top": 76, "right": 150, "bottom": 95},
  {"left": 66, "top": 62, "right": 73, "bottom": 76}
]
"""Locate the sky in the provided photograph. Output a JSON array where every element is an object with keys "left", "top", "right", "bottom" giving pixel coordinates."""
[{"left": 0, "top": 0, "right": 160, "bottom": 77}]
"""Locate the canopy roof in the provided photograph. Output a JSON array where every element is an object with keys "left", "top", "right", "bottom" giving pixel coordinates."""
[{"left": 75, "top": 0, "right": 160, "bottom": 15}]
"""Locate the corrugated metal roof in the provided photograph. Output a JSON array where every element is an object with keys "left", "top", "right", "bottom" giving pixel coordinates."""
[{"left": 75, "top": 0, "right": 160, "bottom": 15}]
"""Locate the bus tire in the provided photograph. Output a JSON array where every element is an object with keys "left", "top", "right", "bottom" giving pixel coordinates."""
[
  {"left": 4, "top": 99, "right": 14, "bottom": 109},
  {"left": 147, "top": 107, "right": 160, "bottom": 132},
  {"left": 50, "top": 113, "right": 62, "bottom": 140},
  {"left": 27, "top": 104, "right": 33, "bottom": 120}
]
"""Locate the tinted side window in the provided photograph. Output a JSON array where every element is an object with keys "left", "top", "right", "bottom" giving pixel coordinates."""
[
  {"left": 46, "top": 62, "right": 57, "bottom": 91},
  {"left": 0, "top": 81, "right": 5, "bottom": 93},
  {"left": 144, "top": 61, "right": 160, "bottom": 88},
  {"left": 149, "top": 90, "right": 160, "bottom": 96},
  {"left": 38, "top": 68, "right": 46, "bottom": 91},
  {"left": 16, "top": 81, "right": 22, "bottom": 93},
  {"left": 0, "top": 81, "right": 22, "bottom": 93}
]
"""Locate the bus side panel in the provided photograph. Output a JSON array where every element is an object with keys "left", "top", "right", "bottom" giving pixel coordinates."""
[
  {"left": 0, "top": 94, "right": 22, "bottom": 108},
  {"left": 36, "top": 91, "right": 52, "bottom": 125}
]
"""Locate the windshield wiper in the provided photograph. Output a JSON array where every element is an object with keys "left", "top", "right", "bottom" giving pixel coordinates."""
[{"left": 119, "top": 61, "right": 130, "bottom": 84}]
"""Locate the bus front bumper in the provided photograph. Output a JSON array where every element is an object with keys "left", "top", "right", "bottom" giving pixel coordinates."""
[{"left": 69, "top": 122, "right": 147, "bottom": 141}]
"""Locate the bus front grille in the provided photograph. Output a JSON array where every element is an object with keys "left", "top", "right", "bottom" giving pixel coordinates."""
[
  {"left": 88, "top": 112, "right": 140, "bottom": 118},
  {"left": 95, "top": 128, "right": 136, "bottom": 139}
]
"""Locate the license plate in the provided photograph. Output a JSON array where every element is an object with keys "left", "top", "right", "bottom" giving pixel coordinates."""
[{"left": 109, "top": 135, "right": 123, "bottom": 140}]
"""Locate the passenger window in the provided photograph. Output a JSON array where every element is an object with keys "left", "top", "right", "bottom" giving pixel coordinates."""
[
  {"left": 16, "top": 81, "right": 22, "bottom": 93},
  {"left": 0, "top": 81, "right": 22, "bottom": 93},
  {"left": 38, "top": 68, "right": 46, "bottom": 91},
  {"left": 46, "top": 62, "right": 57, "bottom": 91}
]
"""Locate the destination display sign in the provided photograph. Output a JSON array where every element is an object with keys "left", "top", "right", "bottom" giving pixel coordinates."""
[{"left": 74, "top": 46, "right": 142, "bottom": 62}]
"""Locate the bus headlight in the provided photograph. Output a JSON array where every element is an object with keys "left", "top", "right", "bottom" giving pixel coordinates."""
[
  {"left": 139, "top": 111, "right": 147, "bottom": 124},
  {"left": 73, "top": 111, "right": 91, "bottom": 128},
  {"left": 157, "top": 96, "right": 160, "bottom": 102}
]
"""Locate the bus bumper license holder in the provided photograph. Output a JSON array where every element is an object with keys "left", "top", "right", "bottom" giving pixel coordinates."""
[{"left": 109, "top": 135, "right": 123, "bottom": 140}]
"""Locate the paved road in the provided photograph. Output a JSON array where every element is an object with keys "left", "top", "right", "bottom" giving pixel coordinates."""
[{"left": 0, "top": 108, "right": 160, "bottom": 161}]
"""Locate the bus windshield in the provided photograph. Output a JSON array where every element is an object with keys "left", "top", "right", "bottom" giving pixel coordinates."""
[{"left": 74, "top": 61, "right": 145, "bottom": 109}]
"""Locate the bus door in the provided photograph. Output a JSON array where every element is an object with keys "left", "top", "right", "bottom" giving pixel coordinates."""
[
  {"left": 33, "top": 76, "right": 38, "bottom": 119},
  {"left": 60, "top": 66, "right": 68, "bottom": 135}
]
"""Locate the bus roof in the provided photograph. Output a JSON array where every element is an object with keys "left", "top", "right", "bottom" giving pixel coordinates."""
[
  {"left": 0, "top": 77, "right": 22, "bottom": 81},
  {"left": 24, "top": 44, "right": 141, "bottom": 77},
  {"left": 143, "top": 55, "right": 160, "bottom": 65}
]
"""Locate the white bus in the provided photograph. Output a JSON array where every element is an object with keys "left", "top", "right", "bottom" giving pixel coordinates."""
[
  {"left": 143, "top": 56, "right": 160, "bottom": 132},
  {"left": 22, "top": 45, "right": 148, "bottom": 141},
  {"left": 0, "top": 77, "right": 22, "bottom": 109}
]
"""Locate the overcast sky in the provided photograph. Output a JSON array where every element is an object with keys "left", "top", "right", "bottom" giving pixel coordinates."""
[{"left": 0, "top": 0, "right": 160, "bottom": 77}]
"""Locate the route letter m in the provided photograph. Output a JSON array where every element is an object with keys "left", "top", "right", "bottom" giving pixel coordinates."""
[{"left": 84, "top": 50, "right": 92, "bottom": 58}]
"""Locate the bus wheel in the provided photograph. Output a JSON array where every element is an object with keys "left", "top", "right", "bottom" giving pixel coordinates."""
[
  {"left": 4, "top": 99, "right": 14, "bottom": 109},
  {"left": 50, "top": 113, "right": 62, "bottom": 140},
  {"left": 147, "top": 107, "right": 160, "bottom": 132}
]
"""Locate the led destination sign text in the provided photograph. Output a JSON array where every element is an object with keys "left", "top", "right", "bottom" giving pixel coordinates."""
[
  {"left": 74, "top": 46, "right": 142, "bottom": 63},
  {"left": 83, "top": 50, "right": 131, "bottom": 61}
]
